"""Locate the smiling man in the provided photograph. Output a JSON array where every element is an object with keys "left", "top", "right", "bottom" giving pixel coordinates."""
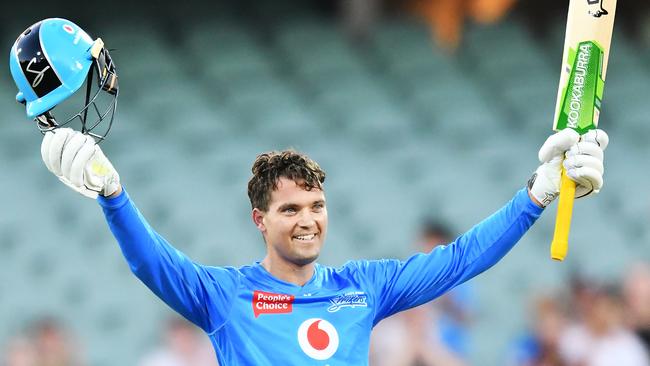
[
  {"left": 248, "top": 152, "right": 328, "bottom": 281},
  {"left": 39, "top": 127, "right": 608, "bottom": 365}
]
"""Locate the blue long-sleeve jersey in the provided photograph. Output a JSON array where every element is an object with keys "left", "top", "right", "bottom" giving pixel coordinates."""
[{"left": 98, "top": 188, "right": 543, "bottom": 365}]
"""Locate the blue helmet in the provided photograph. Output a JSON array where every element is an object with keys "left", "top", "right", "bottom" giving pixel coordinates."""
[{"left": 9, "top": 18, "right": 118, "bottom": 140}]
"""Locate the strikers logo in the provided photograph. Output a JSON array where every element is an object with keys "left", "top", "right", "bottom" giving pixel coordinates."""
[{"left": 297, "top": 319, "right": 339, "bottom": 360}]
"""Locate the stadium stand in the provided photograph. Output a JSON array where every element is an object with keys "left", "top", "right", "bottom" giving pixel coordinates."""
[{"left": 1, "top": 7, "right": 648, "bottom": 365}]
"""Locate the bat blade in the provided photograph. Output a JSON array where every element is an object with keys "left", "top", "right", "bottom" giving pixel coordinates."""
[{"left": 550, "top": 0, "right": 617, "bottom": 261}]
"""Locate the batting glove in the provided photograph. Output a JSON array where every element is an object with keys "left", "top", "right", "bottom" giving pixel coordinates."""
[
  {"left": 41, "top": 128, "right": 120, "bottom": 199},
  {"left": 529, "top": 128, "right": 608, "bottom": 207}
]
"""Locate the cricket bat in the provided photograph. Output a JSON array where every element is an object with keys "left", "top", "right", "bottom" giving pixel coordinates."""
[{"left": 550, "top": 0, "right": 617, "bottom": 261}]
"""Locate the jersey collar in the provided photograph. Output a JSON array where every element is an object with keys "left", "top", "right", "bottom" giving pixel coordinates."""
[{"left": 251, "top": 261, "right": 323, "bottom": 293}]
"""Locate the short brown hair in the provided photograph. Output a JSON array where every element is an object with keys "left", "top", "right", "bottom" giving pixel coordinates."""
[{"left": 247, "top": 150, "right": 326, "bottom": 211}]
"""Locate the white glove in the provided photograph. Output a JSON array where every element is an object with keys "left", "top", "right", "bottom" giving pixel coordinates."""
[
  {"left": 41, "top": 128, "right": 120, "bottom": 199},
  {"left": 529, "top": 128, "right": 608, "bottom": 207}
]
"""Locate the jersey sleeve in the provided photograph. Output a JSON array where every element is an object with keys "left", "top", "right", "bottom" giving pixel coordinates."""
[
  {"left": 97, "top": 188, "right": 240, "bottom": 333},
  {"left": 354, "top": 188, "right": 543, "bottom": 324}
]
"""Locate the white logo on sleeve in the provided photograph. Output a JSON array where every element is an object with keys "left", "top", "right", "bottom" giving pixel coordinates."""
[{"left": 297, "top": 318, "right": 339, "bottom": 360}]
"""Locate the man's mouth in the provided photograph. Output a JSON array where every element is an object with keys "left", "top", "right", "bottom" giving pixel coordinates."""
[{"left": 293, "top": 233, "right": 316, "bottom": 242}]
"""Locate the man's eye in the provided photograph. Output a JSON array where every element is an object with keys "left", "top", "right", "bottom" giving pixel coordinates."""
[
  {"left": 283, "top": 208, "right": 296, "bottom": 214},
  {"left": 313, "top": 203, "right": 324, "bottom": 211}
]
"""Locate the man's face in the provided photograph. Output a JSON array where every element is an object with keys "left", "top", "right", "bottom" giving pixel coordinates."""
[{"left": 254, "top": 177, "right": 327, "bottom": 267}]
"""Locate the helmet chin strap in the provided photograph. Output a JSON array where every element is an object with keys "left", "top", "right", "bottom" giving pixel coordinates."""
[
  {"left": 18, "top": 98, "right": 57, "bottom": 131},
  {"left": 90, "top": 38, "right": 119, "bottom": 95},
  {"left": 81, "top": 56, "right": 94, "bottom": 133},
  {"left": 82, "top": 39, "right": 119, "bottom": 133},
  {"left": 36, "top": 111, "right": 58, "bottom": 130},
  {"left": 98, "top": 49, "right": 119, "bottom": 95}
]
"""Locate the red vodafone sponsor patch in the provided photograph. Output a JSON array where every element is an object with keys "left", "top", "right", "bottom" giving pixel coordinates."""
[{"left": 252, "top": 290, "right": 294, "bottom": 318}]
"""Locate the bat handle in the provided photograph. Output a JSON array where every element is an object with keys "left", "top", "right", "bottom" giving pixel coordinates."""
[{"left": 551, "top": 167, "right": 576, "bottom": 261}]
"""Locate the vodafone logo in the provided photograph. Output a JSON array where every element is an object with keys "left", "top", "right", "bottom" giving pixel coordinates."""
[
  {"left": 297, "top": 318, "right": 339, "bottom": 360},
  {"left": 62, "top": 24, "right": 75, "bottom": 34}
]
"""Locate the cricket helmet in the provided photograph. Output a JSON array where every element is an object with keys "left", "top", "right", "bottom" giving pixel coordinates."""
[{"left": 9, "top": 18, "right": 118, "bottom": 140}]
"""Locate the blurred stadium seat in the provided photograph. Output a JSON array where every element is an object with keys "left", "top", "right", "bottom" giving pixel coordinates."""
[{"left": 1, "top": 6, "right": 648, "bottom": 366}]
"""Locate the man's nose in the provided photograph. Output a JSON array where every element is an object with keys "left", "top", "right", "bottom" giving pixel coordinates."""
[{"left": 297, "top": 209, "right": 316, "bottom": 227}]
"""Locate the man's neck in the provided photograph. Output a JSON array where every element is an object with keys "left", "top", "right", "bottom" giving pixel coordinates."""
[{"left": 260, "top": 257, "right": 315, "bottom": 287}]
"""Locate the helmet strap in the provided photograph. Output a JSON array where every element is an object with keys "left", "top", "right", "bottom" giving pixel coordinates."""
[
  {"left": 81, "top": 62, "right": 94, "bottom": 133},
  {"left": 35, "top": 111, "right": 58, "bottom": 130}
]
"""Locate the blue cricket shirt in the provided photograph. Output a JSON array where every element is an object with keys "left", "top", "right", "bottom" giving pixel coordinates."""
[{"left": 98, "top": 188, "right": 542, "bottom": 365}]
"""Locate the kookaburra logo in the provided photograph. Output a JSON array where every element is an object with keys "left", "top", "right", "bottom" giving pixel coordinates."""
[
  {"left": 587, "top": 0, "right": 608, "bottom": 18},
  {"left": 26, "top": 57, "right": 51, "bottom": 88}
]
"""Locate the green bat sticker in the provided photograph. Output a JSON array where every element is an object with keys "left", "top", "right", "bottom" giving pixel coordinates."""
[{"left": 556, "top": 41, "right": 605, "bottom": 134}]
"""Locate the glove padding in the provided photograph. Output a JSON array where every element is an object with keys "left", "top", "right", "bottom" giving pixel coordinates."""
[
  {"left": 41, "top": 128, "right": 120, "bottom": 199},
  {"left": 529, "top": 128, "right": 608, "bottom": 207}
]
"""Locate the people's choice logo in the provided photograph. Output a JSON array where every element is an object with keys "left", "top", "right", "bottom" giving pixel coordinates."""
[
  {"left": 252, "top": 290, "right": 294, "bottom": 318},
  {"left": 297, "top": 318, "right": 339, "bottom": 360}
]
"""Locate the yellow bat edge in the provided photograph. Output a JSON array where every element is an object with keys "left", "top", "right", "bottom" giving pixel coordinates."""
[
  {"left": 551, "top": 169, "right": 576, "bottom": 261},
  {"left": 550, "top": 0, "right": 617, "bottom": 261}
]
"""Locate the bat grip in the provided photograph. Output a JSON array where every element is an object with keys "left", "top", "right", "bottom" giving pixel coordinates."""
[{"left": 551, "top": 168, "right": 576, "bottom": 261}]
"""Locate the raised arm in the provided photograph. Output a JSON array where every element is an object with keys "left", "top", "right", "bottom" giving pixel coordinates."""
[
  {"left": 357, "top": 187, "right": 542, "bottom": 323},
  {"left": 40, "top": 128, "right": 239, "bottom": 333},
  {"left": 357, "top": 129, "right": 608, "bottom": 323},
  {"left": 98, "top": 189, "right": 239, "bottom": 333}
]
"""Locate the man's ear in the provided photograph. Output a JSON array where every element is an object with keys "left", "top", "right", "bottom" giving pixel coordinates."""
[{"left": 252, "top": 208, "right": 266, "bottom": 232}]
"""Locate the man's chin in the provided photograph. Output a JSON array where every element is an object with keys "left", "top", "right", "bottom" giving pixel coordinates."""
[{"left": 292, "top": 253, "right": 320, "bottom": 266}]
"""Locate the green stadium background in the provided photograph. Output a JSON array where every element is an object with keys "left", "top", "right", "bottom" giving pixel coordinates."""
[{"left": 1, "top": 0, "right": 649, "bottom": 365}]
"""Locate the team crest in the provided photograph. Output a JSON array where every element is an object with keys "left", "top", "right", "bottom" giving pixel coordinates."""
[{"left": 327, "top": 292, "right": 368, "bottom": 313}]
